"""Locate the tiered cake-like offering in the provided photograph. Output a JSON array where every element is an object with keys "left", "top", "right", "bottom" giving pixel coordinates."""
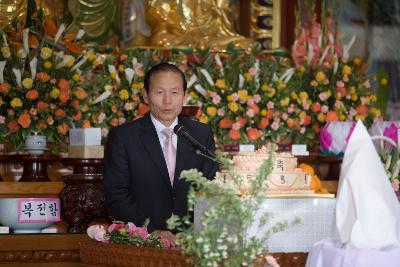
[{"left": 217, "top": 146, "right": 314, "bottom": 195}]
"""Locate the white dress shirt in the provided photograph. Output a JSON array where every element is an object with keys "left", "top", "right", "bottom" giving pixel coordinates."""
[{"left": 150, "top": 114, "right": 178, "bottom": 150}]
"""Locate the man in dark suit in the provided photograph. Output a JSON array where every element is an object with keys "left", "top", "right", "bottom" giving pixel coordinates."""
[{"left": 103, "top": 63, "right": 218, "bottom": 241}]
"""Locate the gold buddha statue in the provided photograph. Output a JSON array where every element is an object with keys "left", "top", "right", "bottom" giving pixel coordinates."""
[
  {"left": 144, "top": 0, "right": 253, "bottom": 49},
  {"left": 0, "top": 0, "right": 28, "bottom": 29},
  {"left": 0, "top": 0, "right": 64, "bottom": 29}
]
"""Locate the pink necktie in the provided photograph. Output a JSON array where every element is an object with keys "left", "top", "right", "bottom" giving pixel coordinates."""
[{"left": 162, "top": 128, "right": 176, "bottom": 185}]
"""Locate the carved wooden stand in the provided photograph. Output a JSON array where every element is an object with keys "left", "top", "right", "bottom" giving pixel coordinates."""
[
  {"left": 60, "top": 158, "right": 107, "bottom": 233},
  {"left": 0, "top": 155, "right": 10, "bottom": 181},
  {"left": 11, "top": 154, "right": 59, "bottom": 182}
]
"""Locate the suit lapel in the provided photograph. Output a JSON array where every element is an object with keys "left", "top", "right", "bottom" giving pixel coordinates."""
[
  {"left": 139, "top": 115, "right": 172, "bottom": 188},
  {"left": 173, "top": 117, "right": 192, "bottom": 187}
]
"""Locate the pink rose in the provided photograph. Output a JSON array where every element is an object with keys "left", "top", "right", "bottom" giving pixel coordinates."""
[
  {"left": 253, "top": 94, "right": 261, "bottom": 103},
  {"left": 267, "top": 101, "right": 274, "bottom": 110},
  {"left": 281, "top": 113, "right": 288, "bottom": 121},
  {"left": 87, "top": 225, "right": 109, "bottom": 243},
  {"left": 212, "top": 95, "right": 221, "bottom": 104},
  {"left": 271, "top": 121, "right": 279, "bottom": 131},
  {"left": 246, "top": 99, "right": 254, "bottom": 106},
  {"left": 232, "top": 122, "right": 241, "bottom": 130},
  {"left": 321, "top": 105, "right": 329, "bottom": 113},
  {"left": 246, "top": 109, "right": 255, "bottom": 117},
  {"left": 217, "top": 108, "right": 225, "bottom": 116},
  {"left": 161, "top": 237, "right": 172, "bottom": 248},
  {"left": 231, "top": 93, "right": 239, "bottom": 102},
  {"left": 107, "top": 223, "right": 125, "bottom": 233},
  {"left": 126, "top": 223, "right": 148, "bottom": 240}
]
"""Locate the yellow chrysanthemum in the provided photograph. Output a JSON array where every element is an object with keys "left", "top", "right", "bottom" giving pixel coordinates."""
[
  {"left": 280, "top": 97, "right": 290, "bottom": 107},
  {"left": 215, "top": 79, "right": 226, "bottom": 89},
  {"left": 278, "top": 81, "right": 287, "bottom": 90},
  {"left": 291, "top": 92, "right": 298, "bottom": 100},
  {"left": 339, "top": 114, "right": 346, "bottom": 121},
  {"left": 72, "top": 74, "right": 80, "bottom": 82},
  {"left": 199, "top": 114, "right": 209, "bottom": 124},
  {"left": 207, "top": 106, "right": 217, "bottom": 117},
  {"left": 44, "top": 61, "right": 52, "bottom": 69},
  {"left": 131, "top": 82, "right": 143, "bottom": 90},
  {"left": 64, "top": 55, "right": 75, "bottom": 67},
  {"left": 228, "top": 102, "right": 239, "bottom": 112},
  {"left": 353, "top": 57, "right": 362, "bottom": 66},
  {"left": 380, "top": 78, "right": 388, "bottom": 86},
  {"left": 118, "top": 65, "right": 125, "bottom": 73},
  {"left": 226, "top": 95, "right": 233, "bottom": 102},
  {"left": 349, "top": 86, "right": 356, "bottom": 94},
  {"left": 40, "top": 47, "right": 52, "bottom": 59},
  {"left": 351, "top": 94, "right": 358, "bottom": 101},
  {"left": 266, "top": 88, "right": 276, "bottom": 98},
  {"left": 22, "top": 78, "right": 33, "bottom": 89},
  {"left": 244, "top": 72, "right": 252, "bottom": 81},
  {"left": 119, "top": 89, "right": 129, "bottom": 100},
  {"left": 85, "top": 50, "right": 96, "bottom": 61},
  {"left": 299, "top": 91, "right": 308, "bottom": 100},
  {"left": 50, "top": 88, "right": 60, "bottom": 99},
  {"left": 370, "top": 94, "right": 377, "bottom": 102},
  {"left": 342, "top": 65, "right": 352, "bottom": 75},
  {"left": 92, "top": 60, "right": 100, "bottom": 67},
  {"left": 315, "top": 71, "right": 326, "bottom": 82},
  {"left": 238, "top": 90, "right": 248, "bottom": 101},
  {"left": 110, "top": 71, "right": 117, "bottom": 79},
  {"left": 189, "top": 91, "right": 197, "bottom": 98},
  {"left": 261, "top": 84, "right": 268, "bottom": 92},
  {"left": 298, "top": 65, "right": 306, "bottom": 73},
  {"left": 260, "top": 109, "right": 267, "bottom": 116},
  {"left": 1, "top": 47, "right": 10, "bottom": 58},
  {"left": 299, "top": 111, "right": 306, "bottom": 120},
  {"left": 10, "top": 97, "right": 22, "bottom": 108},
  {"left": 317, "top": 113, "right": 326, "bottom": 123}
]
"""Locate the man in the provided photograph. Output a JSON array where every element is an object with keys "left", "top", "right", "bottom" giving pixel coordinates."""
[{"left": 103, "top": 62, "right": 219, "bottom": 239}]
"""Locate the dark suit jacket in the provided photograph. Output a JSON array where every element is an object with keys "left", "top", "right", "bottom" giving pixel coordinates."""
[{"left": 103, "top": 114, "right": 218, "bottom": 231}]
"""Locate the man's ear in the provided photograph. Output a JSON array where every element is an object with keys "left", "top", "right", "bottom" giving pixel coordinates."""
[{"left": 143, "top": 89, "right": 149, "bottom": 104}]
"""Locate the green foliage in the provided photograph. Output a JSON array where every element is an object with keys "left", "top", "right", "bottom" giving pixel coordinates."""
[{"left": 167, "top": 151, "right": 300, "bottom": 267}]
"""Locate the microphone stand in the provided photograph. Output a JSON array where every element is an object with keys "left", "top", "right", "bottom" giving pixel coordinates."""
[{"left": 193, "top": 148, "right": 223, "bottom": 165}]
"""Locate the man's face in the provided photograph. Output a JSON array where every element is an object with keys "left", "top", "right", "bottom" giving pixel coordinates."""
[{"left": 143, "top": 71, "right": 187, "bottom": 127}]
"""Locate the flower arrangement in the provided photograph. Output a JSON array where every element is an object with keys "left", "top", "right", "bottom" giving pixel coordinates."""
[
  {"left": 182, "top": 2, "right": 382, "bottom": 148},
  {"left": 283, "top": 0, "right": 381, "bottom": 145},
  {"left": 185, "top": 44, "right": 289, "bottom": 147},
  {"left": 0, "top": 10, "right": 100, "bottom": 150},
  {"left": 0, "top": 2, "right": 382, "bottom": 152},
  {"left": 87, "top": 222, "right": 172, "bottom": 248}
]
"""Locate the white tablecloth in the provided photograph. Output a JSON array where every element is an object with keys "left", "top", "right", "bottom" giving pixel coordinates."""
[
  {"left": 306, "top": 238, "right": 400, "bottom": 267},
  {"left": 195, "top": 196, "right": 336, "bottom": 252}
]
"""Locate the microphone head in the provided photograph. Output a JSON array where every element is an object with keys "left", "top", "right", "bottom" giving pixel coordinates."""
[{"left": 173, "top": 124, "right": 186, "bottom": 136}]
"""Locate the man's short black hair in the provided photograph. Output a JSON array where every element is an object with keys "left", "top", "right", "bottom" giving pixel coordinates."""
[{"left": 144, "top": 62, "right": 187, "bottom": 93}]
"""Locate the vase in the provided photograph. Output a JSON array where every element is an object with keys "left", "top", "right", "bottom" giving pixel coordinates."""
[{"left": 24, "top": 135, "right": 47, "bottom": 155}]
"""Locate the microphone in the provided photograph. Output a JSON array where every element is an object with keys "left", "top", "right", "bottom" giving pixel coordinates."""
[{"left": 173, "top": 124, "right": 218, "bottom": 162}]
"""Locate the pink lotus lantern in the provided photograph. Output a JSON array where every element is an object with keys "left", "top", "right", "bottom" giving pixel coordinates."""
[
  {"left": 369, "top": 121, "right": 400, "bottom": 150},
  {"left": 320, "top": 121, "right": 356, "bottom": 155}
]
